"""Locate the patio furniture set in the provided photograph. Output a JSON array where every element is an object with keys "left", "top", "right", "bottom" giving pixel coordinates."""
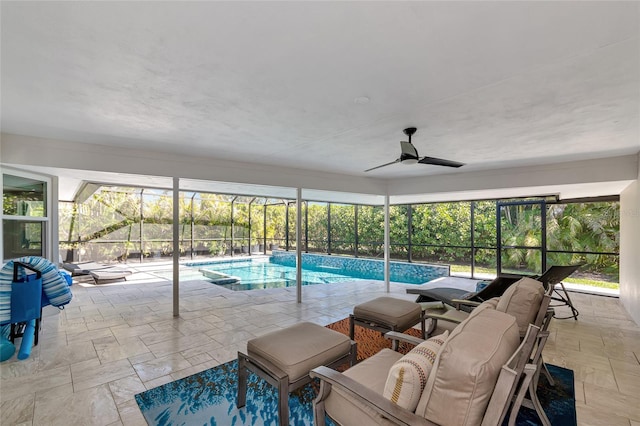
[{"left": 236, "top": 266, "right": 576, "bottom": 426}]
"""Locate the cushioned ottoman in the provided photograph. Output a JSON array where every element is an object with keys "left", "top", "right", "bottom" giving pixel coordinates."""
[
  {"left": 237, "top": 321, "right": 356, "bottom": 426},
  {"left": 350, "top": 297, "right": 425, "bottom": 350}
]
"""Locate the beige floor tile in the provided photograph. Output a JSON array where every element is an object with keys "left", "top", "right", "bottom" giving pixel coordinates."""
[
  {"left": 167, "top": 317, "right": 218, "bottom": 334},
  {"left": 573, "top": 380, "right": 586, "bottom": 404},
  {"left": 127, "top": 351, "right": 156, "bottom": 365},
  {"left": 143, "top": 374, "right": 173, "bottom": 390},
  {"left": 0, "top": 392, "right": 35, "bottom": 425},
  {"left": 576, "top": 403, "right": 632, "bottom": 426},
  {"left": 591, "top": 345, "right": 640, "bottom": 364},
  {"left": 33, "top": 383, "right": 119, "bottom": 426},
  {"left": 208, "top": 343, "right": 245, "bottom": 364},
  {"left": 612, "top": 367, "right": 640, "bottom": 397},
  {"left": 147, "top": 317, "right": 181, "bottom": 332},
  {"left": 0, "top": 364, "right": 71, "bottom": 403},
  {"left": 124, "top": 313, "right": 168, "bottom": 327},
  {"left": 207, "top": 329, "right": 255, "bottom": 346},
  {"left": 543, "top": 346, "right": 613, "bottom": 372},
  {"left": 34, "top": 382, "right": 74, "bottom": 400},
  {"left": 584, "top": 382, "right": 640, "bottom": 420},
  {"left": 94, "top": 336, "right": 150, "bottom": 363},
  {"left": 117, "top": 399, "right": 148, "bottom": 426},
  {"left": 137, "top": 329, "right": 184, "bottom": 346},
  {"left": 110, "top": 324, "right": 156, "bottom": 341},
  {"left": 185, "top": 352, "right": 214, "bottom": 366},
  {"left": 106, "top": 375, "right": 147, "bottom": 406},
  {"left": 572, "top": 365, "right": 618, "bottom": 390},
  {"left": 177, "top": 341, "right": 224, "bottom": 360},
  {"left": 610, "top": 357, "right": 640, "bottom": 376},
  {"left": 169, "top": 359, "right": 220, "bottom": 381},
  {"left": 36, "top": 331, "right": 68, "bottom": 347},
  {"left": 0, "top": 355, "right": 40, "bottom": 379},
  {"left": 132, "top": 353, "right": 192, "bottom": 382},
  {"left": 38, "top": 339, "right": 98, "bottom": 369},
  {"left": 85, "top": 316, "right": 129, "bottom": 331},
  {"left": 146, "top": 332, "right": 215, "bottom": 358},
  {"left": 71, "top": 358, "right": 135, "bottom": 392}
]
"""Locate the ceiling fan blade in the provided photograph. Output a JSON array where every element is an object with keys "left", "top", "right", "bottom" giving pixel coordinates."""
[
  {"left": 418, "top": 156, "right": 465, "bottom": 168},
  {"left": 400, "top": 141, "right": 418, "bottom": 158},
  {"left": 364, "top": 158, "right": 401, "bottom": 172}
]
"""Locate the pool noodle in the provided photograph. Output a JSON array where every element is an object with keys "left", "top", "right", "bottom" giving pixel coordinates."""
[
  {"left": 17, "top": 319, "right": 36, "bottom": 360},
  {"left": 0, "top": 335, "right": 15, "bottom": 362}
]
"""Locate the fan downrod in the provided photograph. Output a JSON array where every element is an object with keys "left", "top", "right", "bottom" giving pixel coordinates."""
[{"left": 403, "top": 127, "right": 417, "bottom": 142}]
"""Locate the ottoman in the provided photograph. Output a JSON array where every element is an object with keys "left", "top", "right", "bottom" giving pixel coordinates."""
[
  {"left": 350, "top": 296, "right": 425, "bottom": 350},
  {"left": 237, "top": 321, "right": 356, "bottom": 426}
]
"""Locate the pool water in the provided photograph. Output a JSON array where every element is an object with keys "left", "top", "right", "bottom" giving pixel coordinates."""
[
  {"left": 192, "top": 259, "right": 365, "bottom": 291},
  {"left": 150, "top": 254, "right": 448, "bottom": 290}
]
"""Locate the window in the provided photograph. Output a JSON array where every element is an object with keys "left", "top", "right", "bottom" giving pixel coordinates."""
[{"left": 2, "top": 173, "right": 49, "bottom": 260}]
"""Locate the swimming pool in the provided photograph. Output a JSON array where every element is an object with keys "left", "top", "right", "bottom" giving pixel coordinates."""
[
  {"left": 192, "top": 259, "right": 365, "bottom": 291},
  {"left": 187, "top": 253, "right": 449, "bottom": 291}
]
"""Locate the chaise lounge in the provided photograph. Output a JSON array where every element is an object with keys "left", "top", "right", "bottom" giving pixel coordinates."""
[
  {"left": 406, "top": 264, "right": 581, "bottom": 316},
  {"left": 62, "top": 261, "right": 134, "bottom": 284}
]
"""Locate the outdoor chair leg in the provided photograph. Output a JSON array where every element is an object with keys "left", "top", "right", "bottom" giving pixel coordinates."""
[
  {"left": 348, "top": 314, "right": 355, "bottom": 340},
  {"left": 236, "top": 353, "right": 247, "bottom": 408},
  {"left": 349, "top": 341, "right": 357, "bottom": 366},
  {"left": 278, "top": 376, "right": 289, "bottom": 426},
  {"left": 391, "top": 327, "right": 399, "bottom": 351},
  {"left": 528, "top": 372, "right": 551, "bottom": 426},
  {"left": 551, "top": 283, "right": 579, "bottom": 320},
  {"left": 541, "top": 359, "right": 555, "bottom": 386},
  {"left": 313, "top": 380, "right": 331, "bottom": 426}
]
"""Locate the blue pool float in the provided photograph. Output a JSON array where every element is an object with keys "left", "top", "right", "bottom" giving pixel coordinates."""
[{"left": 0, "top": 256, "right": 73, "bottom": 325}]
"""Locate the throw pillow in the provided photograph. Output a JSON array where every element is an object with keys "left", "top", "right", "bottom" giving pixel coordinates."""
[{"left": 382, "top": 330, "right": 449, "bottom": 412}]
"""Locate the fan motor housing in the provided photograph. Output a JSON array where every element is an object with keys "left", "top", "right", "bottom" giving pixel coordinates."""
[{"left": 400, "top": 153, "right": 418, "bottom": 163}]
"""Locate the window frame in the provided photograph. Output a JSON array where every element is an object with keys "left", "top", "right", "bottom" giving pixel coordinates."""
[{"left": 1, "top": 168, "right": 53, "bottom": 262}]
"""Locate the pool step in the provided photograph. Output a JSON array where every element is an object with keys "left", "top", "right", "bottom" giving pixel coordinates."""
[{"left": 199, "top": 269, "right": 240, "bottom": 285}]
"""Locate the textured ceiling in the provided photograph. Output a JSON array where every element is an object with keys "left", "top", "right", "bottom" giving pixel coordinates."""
[{"left": 1, "top": 1, "right": 639, "bottom": 179}]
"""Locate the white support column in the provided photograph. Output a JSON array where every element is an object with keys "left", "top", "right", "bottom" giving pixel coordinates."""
[
  {"left": 50, "top": 176, "right": 59, "bottom": 263},
  {"left": 384, "top": 194, "right": 390, "bottom": 293},
  {"left": 173, "top": 177, "right": 180, "bottom": 317},
  {"left": 296, "top": 187, "right": 302, "bottom": 303}
]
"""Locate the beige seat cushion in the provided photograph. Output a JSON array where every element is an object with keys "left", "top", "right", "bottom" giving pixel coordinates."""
[
  {"left": 496, "top": 277, "right": 544, "bottom": 335},
  {"left": 354, "top": 297, "right": 422, "bottom": 331},
  {"left": 416, "top": 309, "right": 520, "bottom": 426},
  {"left": 383, "top": 331, "right": 449, "bottom": 411},
  {"left": 247, "top": 322, "right": 351, "bottom": 382},
  {"left": 325, "top": 348, "right": 403, "bottom": 426}
]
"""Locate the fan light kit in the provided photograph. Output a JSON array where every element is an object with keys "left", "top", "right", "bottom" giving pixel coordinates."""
[{"left": 365, "top": 127, "right": 465, "bottom": 172}]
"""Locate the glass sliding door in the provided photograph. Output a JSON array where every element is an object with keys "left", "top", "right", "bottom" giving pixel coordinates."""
[{"left": 497, "top": 200, "right": 546, "bottom": 276}]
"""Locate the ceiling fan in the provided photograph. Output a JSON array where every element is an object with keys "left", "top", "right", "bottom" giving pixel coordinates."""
[{"left": 365, "top": 127, "right": 465, "bottom": 172}]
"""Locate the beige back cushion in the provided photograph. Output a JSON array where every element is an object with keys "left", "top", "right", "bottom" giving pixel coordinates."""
[
  {"left": 495, "top": 277, "right": 544, "bottom": 335},
  {"left": 415, "top": 309, "right": 520, "bottom": 426},
  {"left": 382, "top": 331, "right": 449, "bottom": 411}
]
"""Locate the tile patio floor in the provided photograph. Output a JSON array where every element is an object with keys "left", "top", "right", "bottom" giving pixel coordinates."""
[{"left": 0, "top": 271, "right": 638, "bottom": 425}]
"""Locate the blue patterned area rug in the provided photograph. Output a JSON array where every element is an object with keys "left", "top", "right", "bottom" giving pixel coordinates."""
[{"left": 135, "top": 359, "right": 575, "bottom": 426}]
